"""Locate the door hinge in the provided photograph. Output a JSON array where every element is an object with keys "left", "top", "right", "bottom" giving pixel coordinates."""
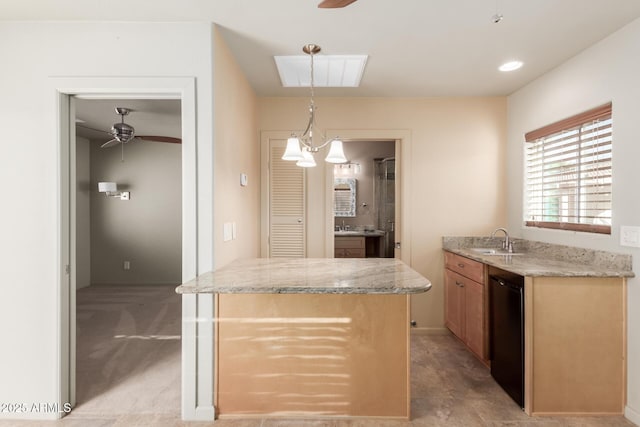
[{"left": 65, "top": 264, "right": 70, "bottom": 275}]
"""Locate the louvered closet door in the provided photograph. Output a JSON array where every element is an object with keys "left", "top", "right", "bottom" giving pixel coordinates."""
[{"left": 269, "top": 140, "right": 306, "bottom": 257}]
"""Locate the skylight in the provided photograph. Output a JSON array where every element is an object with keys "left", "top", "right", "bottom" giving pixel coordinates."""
[{"left": 274, "top": 54, "right": 368, "bottom": 87}]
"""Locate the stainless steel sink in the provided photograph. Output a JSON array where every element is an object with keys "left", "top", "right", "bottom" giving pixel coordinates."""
[{"left": 469, "top": 248, "right": 523, "bottom": 256}]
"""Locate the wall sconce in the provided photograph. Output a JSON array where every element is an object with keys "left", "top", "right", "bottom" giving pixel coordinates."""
[
  {"left": 335, "top": 162, "right": 361, "bottom": 176},
  {"left": 98, "top": 181, "right": 130, "bottom": 200}
]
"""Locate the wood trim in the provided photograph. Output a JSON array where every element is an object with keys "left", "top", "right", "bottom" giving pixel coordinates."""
[
  {"left": 525, "top": 220, "right": 611, "bottom": 235},
  {"left": 524, "top": 103, "right": 612, "bottom": 142}
]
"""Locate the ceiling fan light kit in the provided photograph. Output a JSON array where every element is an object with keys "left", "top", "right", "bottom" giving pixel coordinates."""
[{"left": 281, "top": 44, "right": 348, "bottom": 168}]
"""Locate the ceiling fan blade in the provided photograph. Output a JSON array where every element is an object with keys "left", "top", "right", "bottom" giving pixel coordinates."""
[
  {"left": 136, "top": 135, "right": 182, "bottom": 144},
  {"left": 318, "top": 0, "right": 357, "bottom": 8},
  {"left": 100, "top": 139, "right": 120, "bottom": 148}
]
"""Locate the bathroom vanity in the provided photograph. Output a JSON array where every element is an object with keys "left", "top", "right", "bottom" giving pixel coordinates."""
[{"left": 176, "top": 258, "right": 431, "bottom": 421}]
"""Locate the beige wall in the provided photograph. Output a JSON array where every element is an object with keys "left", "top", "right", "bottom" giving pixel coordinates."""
[
  {"left": 212, "top": 27, "right": 260, "bottom": 269},
  {"left": 90, "top": 139, "right": 182, "bottom": 285},
  {"left": 259, "top": 97, "right": 507, "bottom": 330}
]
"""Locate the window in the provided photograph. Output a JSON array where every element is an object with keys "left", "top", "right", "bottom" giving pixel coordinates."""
[{"left": 524, "top": 103, "right": 612, "bottom": 234}]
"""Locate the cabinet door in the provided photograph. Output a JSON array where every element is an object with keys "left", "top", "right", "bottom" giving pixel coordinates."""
[
  {"left": 444, "top": 269, "right": 465, "bottom": 339},
  {"left": 464, "top": 279, "right": 484, "bottom": 359}
]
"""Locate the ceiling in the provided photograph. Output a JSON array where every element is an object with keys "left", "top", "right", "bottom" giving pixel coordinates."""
[
  {"left": 75, "top": 99, "right": 181, "bottom": 144},
  {"left": 2, "top": 0, "right": 640, "bottom": 98},
  {"left": 8, "top": 0, "right": 640, "bottom": 134}
]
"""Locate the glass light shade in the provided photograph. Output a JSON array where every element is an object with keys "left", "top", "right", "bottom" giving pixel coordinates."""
[
  {"left": 98, "top": 182, "right": 117, "bottom": 192},
  {"left": 282, "top": 137, "right": 304, "bottom": 161},
  {"left": 296, "top": 149, "right": 317, "bottom": 167},
  {"left": 325, "top": 139, "right": 348, "bottom": 164}
]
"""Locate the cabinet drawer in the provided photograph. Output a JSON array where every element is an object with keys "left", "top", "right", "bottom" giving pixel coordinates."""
[
  {"left": 334, "top": 248, "right": 365, "bottom": 258},
  {"left": 445, "top": 251, "right": 484, "bottom": 284},
  {"left": 335, "top": 236, "right": 365, "bottom": 249}
]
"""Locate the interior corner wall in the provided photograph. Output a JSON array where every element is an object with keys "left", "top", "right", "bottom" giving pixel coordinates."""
[
  {"left": 90, "top": 140, "right": 182, "bottom": 285},
  {"left": 258, "top": 96, "right": 507, "bottom": 331},
  {"left": 212, "top": 26, "right": 260, "bottom": 269},
  {"left": 506, "top": 17, "right": 640, "bottom": 422},
  {"left": 0, "top": 21, "right": 213, "bottom": 420},
  {"left": 76, "top": 136, "right": 91, "bottom": 289}
]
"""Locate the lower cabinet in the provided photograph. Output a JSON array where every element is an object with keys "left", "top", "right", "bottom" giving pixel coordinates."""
[
  {"left": 444, "top": 251, "right": 487, "bottom": 362},
  {"left": 335, "top": 236, "right": 365, "bottom": 258}
]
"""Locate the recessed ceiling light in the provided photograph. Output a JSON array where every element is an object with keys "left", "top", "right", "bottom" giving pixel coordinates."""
[{"left": 499, "top": 60, "right": 523, "bottom": 72}]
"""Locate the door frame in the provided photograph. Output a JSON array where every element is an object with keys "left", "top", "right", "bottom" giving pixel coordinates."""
[
  {"left": 53, "top": 77, "right": 197, "bottom": 416},
  {"left": 324, "top": 130, "right": 412, "bottom": 264}
]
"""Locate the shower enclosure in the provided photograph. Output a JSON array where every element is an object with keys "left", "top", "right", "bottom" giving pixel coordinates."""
[{"left": 374, "top": 157, "right": 395, "bottom": 258}]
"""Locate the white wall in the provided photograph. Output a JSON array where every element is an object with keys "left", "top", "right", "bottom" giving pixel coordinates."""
[
  {"left": 0, "top": 22, "right": 213, "bottom": 419},
  {"left": 507, "top": 17, "right": 640, "bottom": 422},
  {"left": 90, "top": 139, "right": 182, "bottom": 285}
]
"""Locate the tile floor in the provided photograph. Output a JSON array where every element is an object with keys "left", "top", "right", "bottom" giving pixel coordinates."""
[{"left": 0, "top": 285, "right": 635, "bottom": 426}]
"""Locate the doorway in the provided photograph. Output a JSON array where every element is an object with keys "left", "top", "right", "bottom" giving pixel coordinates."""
[
  {"left": 55, "top": 77, "right": 198, "bottom": 415},
  {"left": 333, "top": 140, "right": 397, "bottom": 258},
  {"left": 72, "top": 98, "right": 182, "bottom": 414}
]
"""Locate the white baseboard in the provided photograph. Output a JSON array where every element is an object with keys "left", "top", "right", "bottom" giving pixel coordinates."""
[
  {"left": 411, "top": 327, "right": 450, "bottom": 336},
  {"left": 626, "top": 405, "right": 640, "bottom": 425}
]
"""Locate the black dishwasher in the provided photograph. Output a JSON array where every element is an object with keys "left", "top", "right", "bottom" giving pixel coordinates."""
[{"left": 489, "top": 272, "right": 525, "bottom": 408}]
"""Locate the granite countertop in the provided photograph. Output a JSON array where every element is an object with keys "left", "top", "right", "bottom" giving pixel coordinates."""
[
  {"left": 443, "top": 236, "right": 634, "bottom": 278},
  {"left": 176, "top": 258, "right": 431, "bottom": 295}
]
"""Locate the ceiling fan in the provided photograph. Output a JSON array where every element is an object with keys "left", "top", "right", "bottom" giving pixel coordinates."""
[
  {"left": 78, "top": 107, "right": 181, "bottom": 148},
  {"left": 318, "top": 0, "right": 357, "bottom": 8}
]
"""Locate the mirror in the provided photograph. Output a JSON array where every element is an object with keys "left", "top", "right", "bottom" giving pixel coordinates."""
[{"left": 334, "top": 178, "right": 356, "bottom": 217}]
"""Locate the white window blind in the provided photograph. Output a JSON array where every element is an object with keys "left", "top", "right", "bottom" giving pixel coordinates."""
[{"left": 524, "top": 103, "right": 612, "bottom": 234}]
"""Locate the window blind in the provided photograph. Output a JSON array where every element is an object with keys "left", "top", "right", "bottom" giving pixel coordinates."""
[{"left": 524, "top": 103, "right": 612, "bottom": 234}]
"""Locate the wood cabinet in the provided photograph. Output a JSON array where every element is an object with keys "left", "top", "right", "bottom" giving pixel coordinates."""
[
  {"left": 444, "top": 251, "right": 487, "bottom": 362},
  {"left": 335, "top": 236, "right": 365, "bottom": 258},
  {"left": 523, "top": 275, "right": 626, "bottom": 416}
]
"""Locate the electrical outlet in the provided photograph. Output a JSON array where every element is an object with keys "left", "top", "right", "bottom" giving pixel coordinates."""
[
  {"left": 620, "top": 226, "right": 640, "bottom": 248},
  {"left": 124, "top": 261, "right": 131, "bottom": 270}
]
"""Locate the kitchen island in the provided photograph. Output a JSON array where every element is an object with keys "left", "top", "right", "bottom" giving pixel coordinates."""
[{"left": 176, "top": 258, "right": 431, "bottom": 422}]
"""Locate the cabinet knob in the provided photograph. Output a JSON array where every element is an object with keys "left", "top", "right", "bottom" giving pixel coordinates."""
[
  {"left": 456, "top": 281, "right": 464, "bottom": 288},
  {"left": 458, "top": 263, "right": 465, "bottom": 268}
]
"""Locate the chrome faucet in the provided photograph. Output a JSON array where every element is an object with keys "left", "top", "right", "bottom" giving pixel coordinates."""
[{"left": 491, "top": 227, "right": 513, "bottom": 253}]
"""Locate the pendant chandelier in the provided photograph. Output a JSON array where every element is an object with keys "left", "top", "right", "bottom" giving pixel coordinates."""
[{"left": 281, "top": 44, "right": 348, "bottom": 168}]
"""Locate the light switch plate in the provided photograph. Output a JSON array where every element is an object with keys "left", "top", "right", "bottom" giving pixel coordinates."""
[
  {"left": 620, "top": 226, "right": 640, "bottom": 248},
  {"left": 223, "top": 223, "right": 233, "bottom": 242}
]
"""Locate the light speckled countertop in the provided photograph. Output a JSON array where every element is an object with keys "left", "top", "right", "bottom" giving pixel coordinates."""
[
  {"left": 443, "top": 236, "right": 634, "bottom": 278},
  {"left": 176, "top": 258, "right": 432, "bottom": 294}
]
